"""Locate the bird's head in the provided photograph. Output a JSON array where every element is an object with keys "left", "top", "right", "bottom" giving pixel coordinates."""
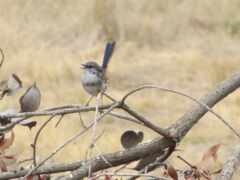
[{"left": 81, "top": 61, "right": 102, "bottom": 72}]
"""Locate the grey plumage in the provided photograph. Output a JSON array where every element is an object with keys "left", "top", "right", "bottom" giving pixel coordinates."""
[
  {"left": 81, "top": 61, "right": 107, "bottom": 96},
  {"left": 20, "top": 82, "right": 41, "bottom": 112},
  {"left": 81, "top": 42, "right": 116, "bottom": 97}
]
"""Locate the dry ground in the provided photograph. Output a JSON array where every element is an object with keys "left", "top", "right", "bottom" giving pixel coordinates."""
[{"left": 0, "top": 0, "right": 240, "bottom": 179}]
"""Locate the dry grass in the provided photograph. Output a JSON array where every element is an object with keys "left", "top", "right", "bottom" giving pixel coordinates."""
[{"left": 1, "top": 0, "right": 240, "bottom": 178}]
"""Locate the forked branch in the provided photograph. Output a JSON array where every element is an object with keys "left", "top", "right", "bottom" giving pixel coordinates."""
[{"left": 0, "top": 72, "right": 240, "bottom": 179}]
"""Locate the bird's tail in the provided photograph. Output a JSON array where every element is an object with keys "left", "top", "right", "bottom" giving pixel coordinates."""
[{"left": 102, "top": 41, "right": 116, "bottom": 70}]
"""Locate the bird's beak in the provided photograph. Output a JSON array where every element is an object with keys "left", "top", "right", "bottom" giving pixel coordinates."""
[{"left": 81, "top": 64, "right": 86, "bottom": 69}]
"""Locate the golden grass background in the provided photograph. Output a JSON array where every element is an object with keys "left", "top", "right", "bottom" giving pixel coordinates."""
[{"left": 1, "top": 0, "right": 240, "bottom": 178}]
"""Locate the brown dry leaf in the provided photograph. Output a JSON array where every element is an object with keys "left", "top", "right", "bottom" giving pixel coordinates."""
[
  {"left": 0, "top": 159, "right": 7, "bottom": 172},
  {"left": 2, "top": 154, "right": 17, "bottom": 167},
  {"left": 197, "top": 144, "right": 222, "bottom": 176},
  {"left": 27, "top": 175, "right": 50, "bottom": 180},
  {"left": 201, "top": 144, "right": 221, "bottom": 162},
  {"left": 104, "top": 175, "right": 112, "bottom": 180},
  {"left": 0, "top": 131, "right": 15, "bottom": 152},
  {"left": 167, "top": 165, "right": 178, "bottom": 180}
]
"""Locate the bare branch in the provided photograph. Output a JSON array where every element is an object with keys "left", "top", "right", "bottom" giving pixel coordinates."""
[
  {"left": 23, "top": 102, "right": 119, "bottom": 179},
  {"left": 219, "top": 145, "right": 240, "bottom": 180},
  {"left": 107, "top": 111, "right": 142, "bottom": 125},
  {"left": 1, "top": 72, "right": 240, "bottom": 179},
  {"left": 121, "top": 84, "right": 240, "bottom": 139},
  {"left": 93, "top": 172, "right": 169, "bottom": 180},
  {"left": 170, "top": 72, "right": 240, "bottom": 140},
  {"left": 0, "top": 48, "right": 4, "bottom": 69},
  {"left": 68, "top": 72, "right": 240, "bottom": 179},
  {"left": 0, "top": 104, "right": 115, "bottom": 133},
  {"left": 32, "top": 115, "right": 56, "bottom": 166},
  {"left": 121, "top": 104, "right": 171, "bottom": 138}
]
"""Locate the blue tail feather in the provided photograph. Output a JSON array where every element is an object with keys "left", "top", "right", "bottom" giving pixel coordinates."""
[{"left": 102, "top": 41, "right": 116, "bottom": 70}]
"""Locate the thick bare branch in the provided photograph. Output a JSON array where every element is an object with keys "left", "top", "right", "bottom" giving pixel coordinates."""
[
  {"left": 121, "top": 84, "right": 240, "bottom": 139},
  {"left": 169, "top": 72, "right": 240, "bottom": 140},
  {"left": 1, "top": 72, "right": 240, "bottom": 179},
  {"left": 23, "top": 102, "right": 120, "bottom": 179},
  {"left": 69, "top": 72, "right": 240, "bottom": 179}
]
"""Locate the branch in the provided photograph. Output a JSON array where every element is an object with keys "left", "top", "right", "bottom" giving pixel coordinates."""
[
  {"left": 0, "top": 104, "right": 115, "bottom": 133},
  {"left": 32, "top": 115, "right": 56, "bottom": 166},
  {"left": 121, "top": 104, "right": 170, "bottom": 138},
  {"left": 219, "top": 145, "right": 240, "bottom": 180},
  {"left": 121, "top": 84, "right": 240, "bottom": 139},
  {"left": 0, "top": 48, "right": 4, "bottom": 69},
  {"left": 69, "top": 72, "right": 240, "bottom": 179},
  {"left": 0, "top": 138, "right": 174, "bottom": 179},
  {"left": 169, "top": 71, "right": 240, "bottom": 140},
  {"left": 23, "top": 102, "right": 119, "bottom": 179},
  {"left": 93, "top": 172, "right": 169, "bottom": 180},
  {"left": 1, "top": 72, "right": 240, "bottom": 179}
]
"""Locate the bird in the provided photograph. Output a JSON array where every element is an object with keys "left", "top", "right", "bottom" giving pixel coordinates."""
[
  {"left": 19, "top": 82, "right": 41, "bottom": 112},
  {"left": 81, "top": 41, "right": 116, "bottom": 100}
]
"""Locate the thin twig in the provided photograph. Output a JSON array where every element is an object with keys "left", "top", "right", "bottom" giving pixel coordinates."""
[
  {"left": 121, "top": 85, "right": 240, "bottom": 139},
  {"left": 18, "top": 158, "right": 33, "bottom": 165},
  {"left": 95, "top": 140, "right": 113, "bottom": 168},
  {"left": 0, "top": 48, "right": 4, "bottom": 69},
  {"left": 32, "top": 115, "right": 56, "bottom": 166},
  {"left": 121, "top": 104, "right": 171, "bottom": 138},
  {"left": 23, "top": 102, "right": 119, "bottom": 179},
  {"left": 88, "top": 93, "right": 101, "bottom": 177},
  {"left": 0, "top": 104, "right": 114, "bottom": 133},
  {"left": 78, "top": 112, "right": 87, "bottom": 129},
  {"left": 1, "top": 72, "right": 240, "bottom": 179},
  {"left": 55, "top": 114, "right": 65, "bottom": 127},
  {"left": 177, "top": 155, "right": 196, "bottom": 168},
  {"left": 113, "top": 162, "right": 131, "bottom": 173},
  {"left": 103, "top": 92, "right": 116, "bottom": 102},
  {"left": 107, "top": 111, "right": 142, "bottom": 125},
  {"left": 104, "top": 93, "right": 170, "bottom": 137},
  {"left": 44, "top": 105, "right": 82, "bottom": 111},
  {"left": 92, "top": 172, "right": 169, "bottom": 180}
]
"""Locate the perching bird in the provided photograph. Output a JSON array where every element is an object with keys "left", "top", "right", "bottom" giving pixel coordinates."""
[
  {"left": 120, "top": 130, "right": 144, "bottom": 149},
  {"left": 81, "top": 42, "right": 116, "bottom": 97},
  {"left": 19, "top": 82, "right": 41, "bottom": 112},
  {"left": 0, "top": 74, "right": 22, "bottom": 99}
]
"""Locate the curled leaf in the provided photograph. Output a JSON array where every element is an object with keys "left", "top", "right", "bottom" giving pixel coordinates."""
[
  {"left": 167, "top": 165, "right": 178, "bottom": 180},
  {"left": 20, "top": 82, "right": 41, "bottom": 112},
  {"left": 120, "top": 130, "right": 144, "bottom": 149},
  {"left": 202, "top": 144, "right": 221, "bottom": 162},
  {"left": 0, "top": 131, "right": 15, "bottom": 152}
]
